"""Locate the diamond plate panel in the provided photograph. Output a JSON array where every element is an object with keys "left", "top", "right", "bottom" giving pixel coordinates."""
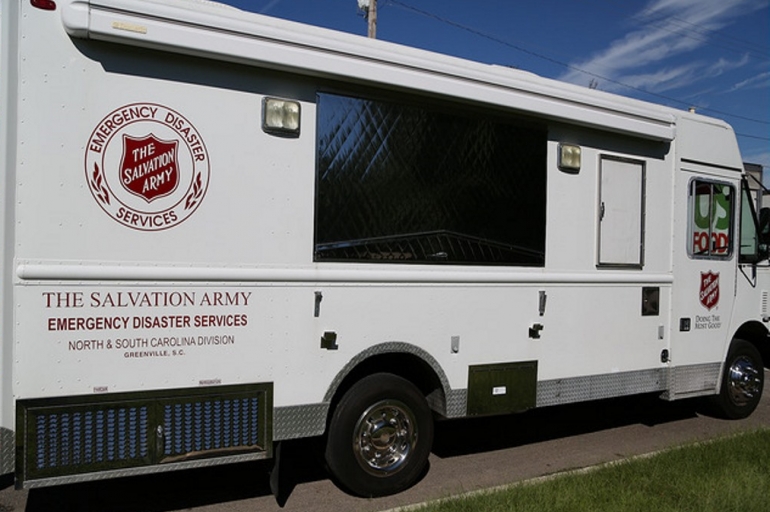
[
  {"left": 315, "top": 92, "right": 546, "bottom": 266},
  {"left": 0, "top": 427, "right": 14, "bottom": 475},
  {"left": 537, "top": 369, "right": 667, "bottom": 408},
  {"left": 273, "top": 403, "right": 329, "bottom": 441},
  {"left": 663, "top": 362, "right": 721, "bottom": 400},
  {"left": 444, "top": 389, "right": 468, "bottom": 419},
  {"left": 22, "top": 451, "right": 271, "bottom": 489}
]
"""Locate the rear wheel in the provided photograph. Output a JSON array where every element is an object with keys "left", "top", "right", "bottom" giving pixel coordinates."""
[
  {"left": 325, "top": 373, "right": 433, "bottom": 497},
  {"left": 709, "top": 339, "right": 764, "bottom": 419}
]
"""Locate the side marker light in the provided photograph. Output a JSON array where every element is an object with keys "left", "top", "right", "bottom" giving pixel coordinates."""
[
  {"left": 31, "top": 0, "right": 57, "bottom": 10},
  {"left": 558, "top": 143, "right": 582, "bottom": 173},
  {"left": 262, "top": 98, "right": 301, "bottom": 137}
]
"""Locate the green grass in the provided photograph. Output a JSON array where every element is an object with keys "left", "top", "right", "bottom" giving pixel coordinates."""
[{"left": 414, "top": 429, "right": 770, "bottom": 512}]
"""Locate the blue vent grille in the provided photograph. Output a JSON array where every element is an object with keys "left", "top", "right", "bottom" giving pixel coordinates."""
[
  {"left": 33, "top": 406, "right": 150, "bottom": 471},
  {"left": 19, "top": 384, "right": 272, "bottom": 484},
  {"left": 161, "top": 396, "right": 261, "bottom": 459}
]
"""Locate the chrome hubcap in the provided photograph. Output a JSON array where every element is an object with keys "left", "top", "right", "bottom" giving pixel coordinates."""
[
  {"left": 353, "top": 400, "right": 417, "bottom": 476},
  {"left": 727, "top": 356, "right": 762, "bottom": 406}
]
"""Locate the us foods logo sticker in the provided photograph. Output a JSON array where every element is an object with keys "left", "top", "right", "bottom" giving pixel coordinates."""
[{"left": 85, "top": 103, "right": 210, "bottom": 230}]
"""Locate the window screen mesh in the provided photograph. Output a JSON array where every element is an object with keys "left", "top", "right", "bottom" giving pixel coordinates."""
[{"left": 315, "top": 92, "right": 547, "bottom": 266}]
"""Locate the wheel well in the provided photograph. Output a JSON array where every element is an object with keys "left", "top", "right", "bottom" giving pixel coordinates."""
[
  {"left": 327, "top": 353, "right": 446, "bottom": 422},
  {"left": 733, "top": 321, "right": 770, "bottom": 369}
]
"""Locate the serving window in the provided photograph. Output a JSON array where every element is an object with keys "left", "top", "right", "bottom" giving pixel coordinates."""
[{"left": 314, "top": 92, "right": 547, "bottom": 266}]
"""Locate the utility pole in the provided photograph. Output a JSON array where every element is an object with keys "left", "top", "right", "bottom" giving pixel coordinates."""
[
  {"left": 358, "top": 0, "right": 377, "bottom": 39},
  {"left": 367, "top": 0, "right": 377, "bottom": 39}
]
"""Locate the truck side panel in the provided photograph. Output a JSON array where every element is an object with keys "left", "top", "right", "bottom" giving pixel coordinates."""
[{"left": 0, "top": 0, "right": 20, "bottom": 475}]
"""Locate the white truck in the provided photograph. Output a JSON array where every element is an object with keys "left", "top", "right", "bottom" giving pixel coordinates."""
[{"left": 1, "top": 0, "right": 767, "bottom": 498}]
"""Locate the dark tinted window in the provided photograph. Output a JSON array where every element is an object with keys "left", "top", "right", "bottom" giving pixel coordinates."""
[{"left": 315, "top": 92, "right": 547, "bottom": 266}]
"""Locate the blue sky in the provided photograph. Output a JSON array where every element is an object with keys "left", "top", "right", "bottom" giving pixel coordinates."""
[{"left": 221, "top": 0, "right": 769, "bottom": 171}]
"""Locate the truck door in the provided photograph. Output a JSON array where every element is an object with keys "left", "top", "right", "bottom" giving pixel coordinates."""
[
  {"left": 598, "top": 157, "right": 645, "bottom": 267},
  {"left": 670, "top": 171, "right": 738, "bottom": 397}
]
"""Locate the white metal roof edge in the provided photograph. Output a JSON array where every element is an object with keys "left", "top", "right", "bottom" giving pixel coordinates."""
[{"left": 61, "top": 0, "right": 677, "bottom": 141}]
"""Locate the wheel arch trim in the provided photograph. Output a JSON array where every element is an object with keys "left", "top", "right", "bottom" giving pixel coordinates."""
[{"left": 322, "top": 342, "right": 459, "bottom": 417}]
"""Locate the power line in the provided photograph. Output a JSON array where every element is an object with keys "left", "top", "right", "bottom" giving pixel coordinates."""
[
  {"left": 581, "top": 0, "right": 769, "bottom": 59},
  {"left": 643, "top": 16, "right": 770, "bottom": 63},
  {"left": 617, "top": 1, "right": 770, "bottom": 62},
  {"left": 637, "top": 3, "right": 770, "bottom": 59},
  {"left": 737, "top": 132, "right": 770, "bottom": 141},
  {"left": 384, "top": 0, "right": 770, "bottom": 132}
]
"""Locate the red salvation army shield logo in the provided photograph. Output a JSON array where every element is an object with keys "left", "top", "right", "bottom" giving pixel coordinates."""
[
  {"left": 699, "top": 271, "right": 720, "bottom": 310},
  {"left": 120, "top": 134, "right": 179, "bottom": 202},
  {"left": 85, "top": 103, "right": 210, "bottom": 231}
]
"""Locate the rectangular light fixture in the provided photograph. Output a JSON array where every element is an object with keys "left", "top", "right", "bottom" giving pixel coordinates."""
[
  {"left": 262, "top": 97, "right": 301, "bottom": 136},
  {"left": 558, "top": 143, "right": 581, "bottom": 173}
]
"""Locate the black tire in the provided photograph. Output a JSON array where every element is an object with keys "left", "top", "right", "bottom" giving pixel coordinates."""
[
  {"left": 325, "top": 373, "right": 434, "bottom": 497},
  {"left": 709, "top": 339, "right": 764, "bottom": 419}
]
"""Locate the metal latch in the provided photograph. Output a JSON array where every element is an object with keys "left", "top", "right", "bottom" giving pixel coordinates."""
[
  {"left": 321, "top": 331, "right": 338, "bottom": 350},
  {"left": 155, "top": 424, "right": 165, "bottom": 458},
  {"left": 529, "top": 323, "right": 544, "bottom": 339},
  {"left": 314, "top": 291, "right": 323, "bottom": 317}
]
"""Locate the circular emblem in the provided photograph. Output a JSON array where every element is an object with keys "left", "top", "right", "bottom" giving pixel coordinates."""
[{"left": 85, "top": 103, "right": 210, "bottom": 231}]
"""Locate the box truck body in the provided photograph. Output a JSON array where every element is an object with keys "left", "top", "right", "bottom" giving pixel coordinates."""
[{"left": 0, "top": 0, "right": 767, "bottom": 497}]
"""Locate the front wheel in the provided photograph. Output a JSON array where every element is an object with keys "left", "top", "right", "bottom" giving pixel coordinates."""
[
  {"left": 709, "top": 339, "right": 764, "bottom": 419},
  {"left": 325, "top": 373, "right": 434, "bottom": 497}
]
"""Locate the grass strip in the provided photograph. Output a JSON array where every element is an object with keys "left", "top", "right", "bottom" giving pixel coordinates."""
[{"left": 407, "top": 429, "right": 770, "bottom": 512}]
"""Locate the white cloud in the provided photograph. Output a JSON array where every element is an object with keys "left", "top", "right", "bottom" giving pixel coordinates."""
[
  {"left": 731, "top": 71, "right": 770, "bottom": 91},
  {"left": 619, "top": 64, "right": 699, "bottom": 93},
  {"left": 705, "top": 55, "right": 751, "bottom": 78},
  {"left": 259, "top": 0, "right": 283, "bottom": 14},
  {"left": 559, "top": 0, "right": 763, "bottom": 91}
]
